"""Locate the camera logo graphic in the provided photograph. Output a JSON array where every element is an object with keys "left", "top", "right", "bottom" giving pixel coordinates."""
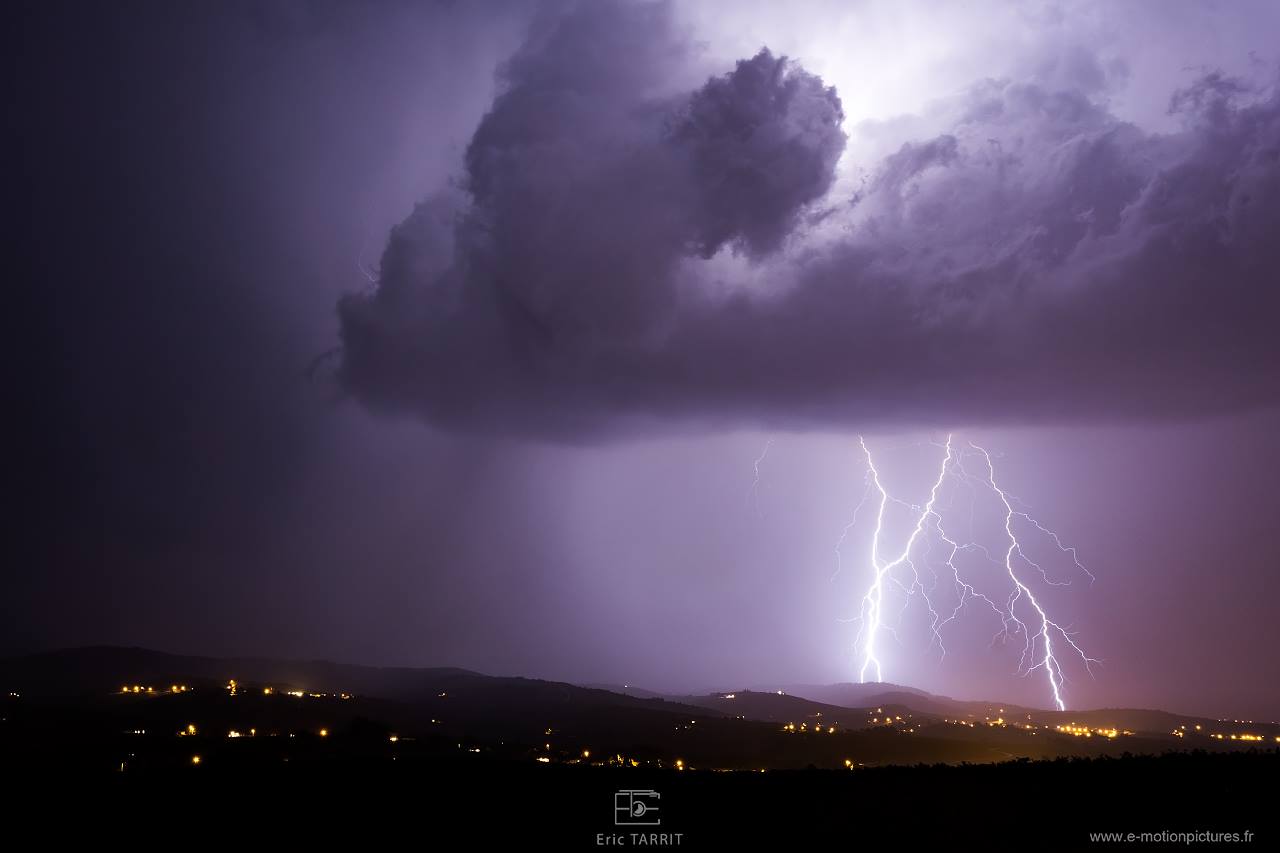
[{"left": 614, "top": 789, "right": 661, "bottom": 825}]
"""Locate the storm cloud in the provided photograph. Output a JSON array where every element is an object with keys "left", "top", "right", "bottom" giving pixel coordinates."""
[{"left": 338, "top": 0, "right": 1280, "bottom": 437}]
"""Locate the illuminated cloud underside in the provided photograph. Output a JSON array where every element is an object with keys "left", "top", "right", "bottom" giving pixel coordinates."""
[{"left": 339, "top": 1, "right": 1280, "bottom": 439}]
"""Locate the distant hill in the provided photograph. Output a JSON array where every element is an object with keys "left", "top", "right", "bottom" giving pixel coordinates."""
[
  {"left": 0, "top": 646, "right": 481, "bottom": 699},
  {"left": 742, "top": 682, "right": 1275, "bottom": 740},
  {"left": 764, "top": 682, "right": 931, "bottom": 703},
  {"left": 0, "top": 645, "right": 728, "bottom": 718},
  {"left": 4, "top": 647, "right": 1275, "bottom": 769},
  {"left": 773, "top": 683, "right": 969, "bottom": 716},
  {"left": 0, "top": 647, "right": 1045, "bottom": 771},
  {"left": 580, "top": 683, "right": 666, "bottom": 699},
  {"left": 669, "top": 689, "right": 932, "bottom": 730}
]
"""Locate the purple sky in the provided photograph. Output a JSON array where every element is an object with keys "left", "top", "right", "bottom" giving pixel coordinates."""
[{"left": 11, "top": 0, "right": 1280, "bottom": 720}]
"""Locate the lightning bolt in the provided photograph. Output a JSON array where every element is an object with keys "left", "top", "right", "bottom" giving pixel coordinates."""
[
  {"left": 855, "top": 435, "right": 954, "bottom": 683},
  {"left": 968, "top": 442, "right": 1099, "bottom": 711},
  {"left": 748, "top": 436, "right": 775, "bottom": 517},
  {"left": 848, "top": 435, "right": 1098, "bottom": 710},
  {"left": 831, "top": 467, "right": 874, "bottom": 583}
]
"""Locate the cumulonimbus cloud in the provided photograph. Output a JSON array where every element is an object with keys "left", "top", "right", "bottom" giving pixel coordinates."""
[{"left": 338, "top": 1, "right": 1280, "bottom": 439}]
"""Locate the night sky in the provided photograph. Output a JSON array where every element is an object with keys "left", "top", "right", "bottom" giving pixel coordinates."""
[{"left": 11, "top": 1, "right": 1280, "bottom": 720}]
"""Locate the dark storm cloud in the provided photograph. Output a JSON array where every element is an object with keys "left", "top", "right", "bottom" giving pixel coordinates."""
[
  {"left": 676, "top": 48, "right": 847, "bottom": 258},
  {"left": 338, "top": 2, "right": 1280, "bottom": 438}
]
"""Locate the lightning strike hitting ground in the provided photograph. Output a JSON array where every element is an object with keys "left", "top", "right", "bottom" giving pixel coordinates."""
[{"left": 849, "top": 436, "right": 1098, "bottom": 710}]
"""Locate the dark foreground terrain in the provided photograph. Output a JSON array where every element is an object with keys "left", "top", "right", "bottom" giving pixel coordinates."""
[
  {"left": 3, "top": 648, "right": 1275, "bottom": 848},
  {"left": 9, "top": 750, "right": 1275, "bottom": 849}
]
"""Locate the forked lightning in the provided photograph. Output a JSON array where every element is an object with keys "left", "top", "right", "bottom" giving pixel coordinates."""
[{"left": 851, "top": 435, "right": 1098, "bottom": 710}]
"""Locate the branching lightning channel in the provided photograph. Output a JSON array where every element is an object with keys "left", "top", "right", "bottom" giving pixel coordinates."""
[
  {"left": 968, "top": 442, "right": 1100, "bottom": 711},
  {"left": 847, "top": 435, "right": 1098, "bottom": 710},
  {"left": 855, "top": 435, "right": 953, "bottom": 683}
]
